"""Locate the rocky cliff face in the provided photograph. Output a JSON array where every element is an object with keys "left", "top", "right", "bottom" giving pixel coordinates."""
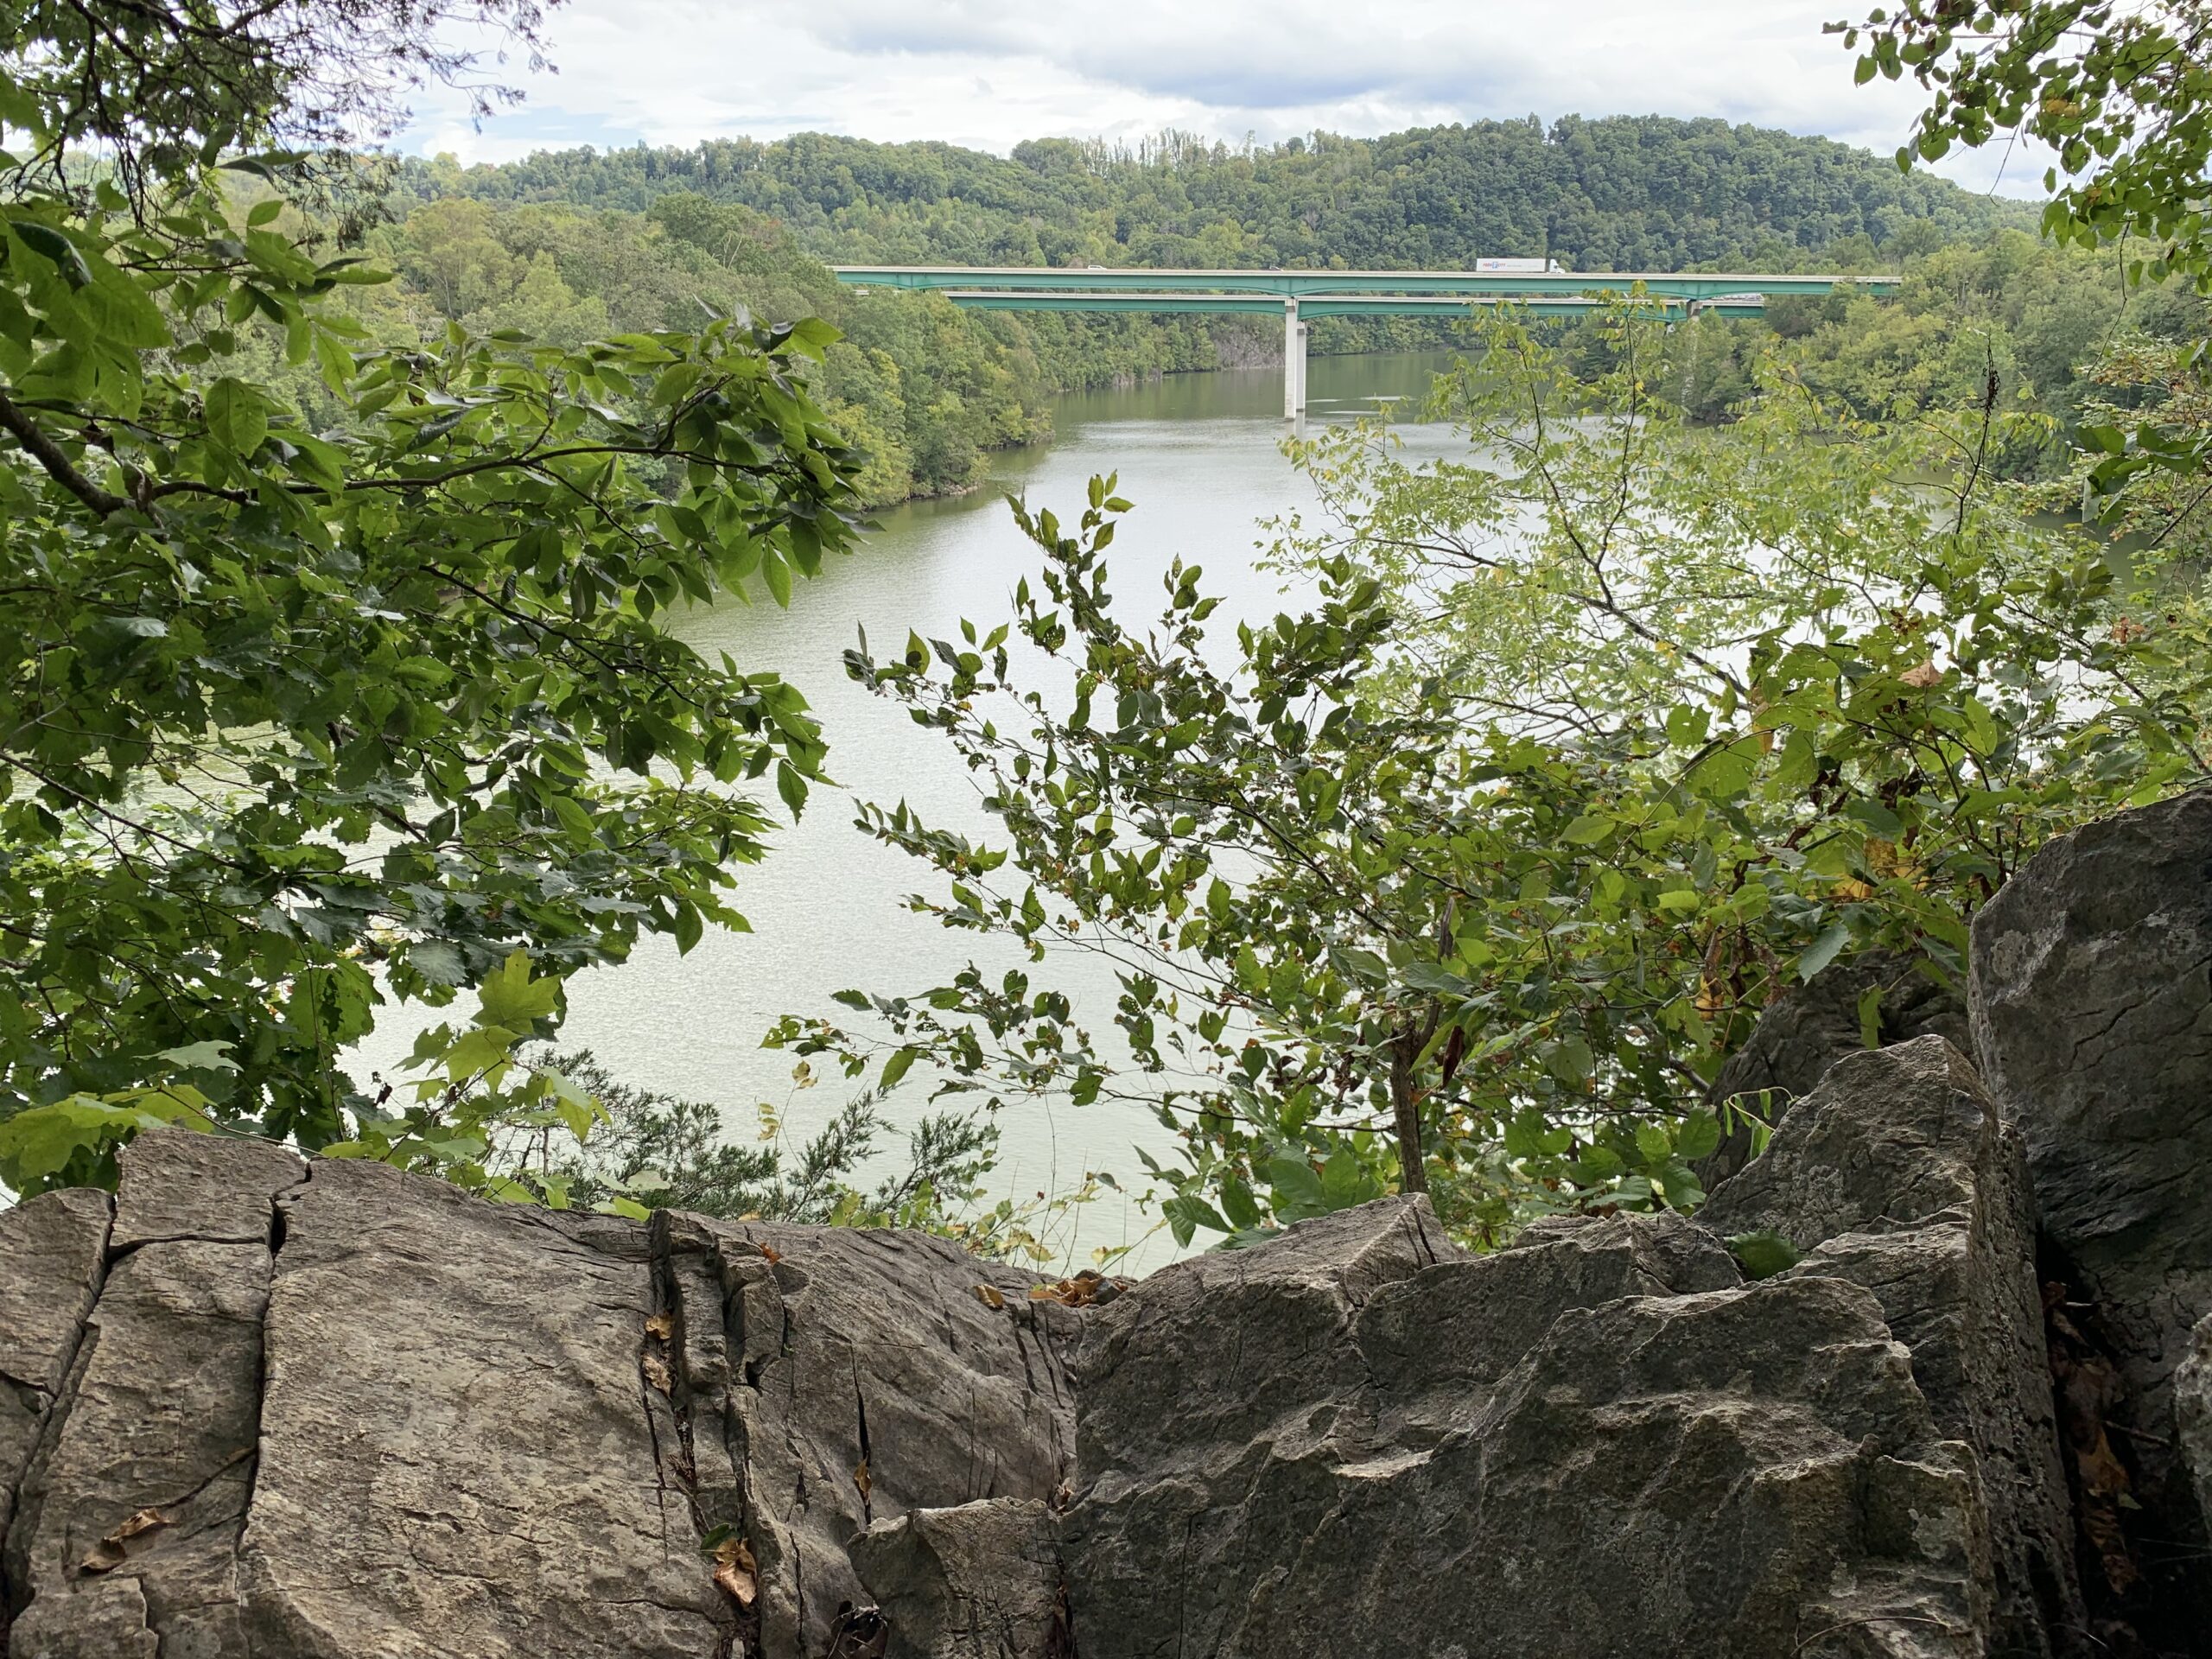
[
  {"left": 1971, "top": 787, "right": 2212, "bottom": 1639},
  {"left": 6, "top": 789, "right": 2212, "bottom": 1659}
]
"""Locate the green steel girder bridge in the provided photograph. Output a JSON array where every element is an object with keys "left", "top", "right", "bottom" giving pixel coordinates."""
[{"left": 830, "top": 264, "right": 1897, "bottom": 418}]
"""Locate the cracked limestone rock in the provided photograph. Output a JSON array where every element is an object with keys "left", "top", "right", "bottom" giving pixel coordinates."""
[
  {"left": 0, "top": 1186, "right": 111, "bottom": 1652},
  {"left": 1698, "top": 949, "right": 1968, "bottom": 1188}
]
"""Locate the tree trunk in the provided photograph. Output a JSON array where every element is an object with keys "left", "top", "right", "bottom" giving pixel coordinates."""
[{"left": 1389, "top": 1028, "right": 1427, "bottom": 1195}]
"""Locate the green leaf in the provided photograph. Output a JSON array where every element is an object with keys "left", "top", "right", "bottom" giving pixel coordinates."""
[
  {"left": 1796, "top": 922, "right": 1852, "bottom": 983},
  {"left": 156, "top": 1040, "right": 240, "bottom": 1075},
  {"left": 1674, "top": 1109, "right": 1720, "bottom": 1162},
  {"left": 1163, "top": 1192, "right": 1230, "bottom": 1247},
  {"left": 474, "top": 950, "right": 559, "bottom": 1030},
  {"left": 761, "top": 548, "right": 792, "bottom": 607},
  {"left": 879, "top": 1046, "right": 918, "bottom": 1092},
  {"left": 776, "top": 759, "right": 808, "bottom": 819},
  {"left": 205, "top": 377, "right": 267, "bottom": 456},
  {"left": 1546, "top": 1038, "right": 1594, "bottom": 1086},
  {"left": 1727, "top": 1230, "right": 1802, "bottom": 1280},
  {"left": 10, "top": 219, "right": 90, "bottom": 286},
  {"left": 1688, "top": 736, "right": 1762, "bottom": 801},
  {"left": 1857, "top": 983, "right": 1885, "bottom": 1052},
  {"left": 1264, "top": 1154, "right": 1328, "bottom": 1219},
  {"left": 1221, "top": 1176, "right": 1264, "bottom": 1230},
  {"left": 1844, "top": 798, "right": 1904, "bottom": 839},
  {"left": 409, "top": 941, "right": 468, "bottom": 988}
]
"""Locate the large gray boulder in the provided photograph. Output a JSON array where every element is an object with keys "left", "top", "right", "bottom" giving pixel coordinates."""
[
  {"left": 1060, "top": 1195, "right": 1993, "bottom": 1659},
  {"left": 1700, "top": 950, "right": 1968, "bottom": 1187},
  {"left": 240, "top": 1158, "right": 728, "bottom": 1659},
  {"left": 0, "top": 1131, "right": 1077, "bottom": 1659},
  {"left": 1971, "top": 786, "right": 2212, "bottom": 1625},
  {"left": 1700, "top": 1035, "right": 2084, "bottom": 1656},
  {"left": 0, "top": 1020, "right": 2135, "bottom": 1659}
]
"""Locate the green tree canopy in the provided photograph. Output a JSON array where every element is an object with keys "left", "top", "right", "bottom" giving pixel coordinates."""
[
  {"left": 777, "top": 311, "right": 2206, "bottom": 1249},
  {"left": 1838, "top": 2, "right": 2212, "bottom": 283},
  {"left": 0, "top": 0, "right": 863, "bottom": 1192}
]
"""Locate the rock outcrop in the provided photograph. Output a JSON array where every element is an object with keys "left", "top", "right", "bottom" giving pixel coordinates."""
[
  {"left": 0, "top": 1130, "right": 1074, "bottom": 1659},
  {"left": 6, "top": 1100, "right": 2034, "bottom": 1659},
  {"left": 29, "top": 768, "right": 2212, "bottom": 1659},
  {"left": 0, "top": 1055, "right": 2077, "bottom": 1659},
  {"left": 1061, "top": 1189, "right": 1993, "bottom": 1659},
  {"left": 1699, "top": 1035, "right": 2082, "bottom": 1656},
  {"left": 0, "top": 1188, "right": 108, "bottom": 1617},
  {"left": 1971, "top": 786, "right": 2212, "bottom": 1630},
  {"left": 1047, "top": 1035, "right": 2098, "bottom": 1659},
  {"left": 4, "top": 1131, "right": 302, "bottom": 1659}
]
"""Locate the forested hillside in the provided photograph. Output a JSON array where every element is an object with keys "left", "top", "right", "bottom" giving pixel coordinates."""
[
  {"left": 195, "top": 110, "right": 2150, "bottom": 513},
  {"left": 277, "top": 190, "right": 1243, "bottom": 504},
  {"left": 408, "top": 116, "right": 2028, "bottom": 271},
  {"left": 308, "top": 115, "right": 2058, "bottom": 505}
]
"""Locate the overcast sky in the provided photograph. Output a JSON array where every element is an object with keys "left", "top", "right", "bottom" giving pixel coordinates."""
[{"left": 400, "top": 0, "right": 2045, "bottom": 198}]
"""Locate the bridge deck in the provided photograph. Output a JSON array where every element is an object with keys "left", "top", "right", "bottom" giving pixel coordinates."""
[
  {"left": 832, "top": 265, "right": 1891, "bottom": 301},
  {"left": 938, "top": 290, "right": 1764, "bottom": 318},
  {"left": 829, "top": 265, "right": 1843, "bottom": 422}
]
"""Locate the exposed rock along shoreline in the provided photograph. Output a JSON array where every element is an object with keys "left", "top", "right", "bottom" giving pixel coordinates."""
[{"left": 7, "top": 789, "right": 2212, "bottom": 1657}]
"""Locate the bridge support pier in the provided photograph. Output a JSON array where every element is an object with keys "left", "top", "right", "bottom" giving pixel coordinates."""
[{"left": 1283, "top": 299, "right": 1306, "bottom": 422}]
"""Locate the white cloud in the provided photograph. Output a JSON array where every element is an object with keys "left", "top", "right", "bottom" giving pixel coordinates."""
[{"left": 398, "top": 0, "right": 2050, "bottom": 198}]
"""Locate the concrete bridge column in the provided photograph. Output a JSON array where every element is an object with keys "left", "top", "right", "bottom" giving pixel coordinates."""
[{"left": 1296, "top": 318, "right": 1309, "bottom": 417}]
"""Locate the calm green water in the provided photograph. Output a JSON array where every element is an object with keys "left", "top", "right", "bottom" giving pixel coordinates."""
[{"left": 357, "top": 351, "right": 1467, "bottom": 1265}]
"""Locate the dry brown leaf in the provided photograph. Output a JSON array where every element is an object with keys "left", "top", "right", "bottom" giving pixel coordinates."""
[
  {"left": 644, "top": 1311, "right": 675, "bottom": 1341},
  {"left": 973, "top": 1283, "right": 1006, "bottom": 1310},
  {"left": 760, "top": 1244, "right": 782, "bottom": 1264},
  {"left": 853, "top": 1458, "right": 872, "bottom": 1501},
  {"left": 1027, "top": 1269, "right": 1112, "bottom": 1308},
  {"left": 641, "top": 1351, "right": 673, "bottom": 1394},
  {"left": 1898, "top": 660, "right": 1943, "bottom": 690},
  {"left": 711, "top": 1535, "right": 759, "bottom": 1607},
  {"left": 80, "top": 1507, "right": 168, "bottom": 1574}
]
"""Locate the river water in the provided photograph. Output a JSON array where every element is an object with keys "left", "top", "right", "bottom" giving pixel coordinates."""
[{"left": 359, "top": 350, "right": 1468, "bottom": 1267}]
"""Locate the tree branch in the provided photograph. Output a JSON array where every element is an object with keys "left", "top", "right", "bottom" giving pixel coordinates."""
[{"left": 0, "top": 387, "right": 128, "bottom": 514}]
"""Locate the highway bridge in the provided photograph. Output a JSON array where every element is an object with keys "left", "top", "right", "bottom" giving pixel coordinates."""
[{"left": 830, "top": 265, "right": 1898, "bottom": 418}]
